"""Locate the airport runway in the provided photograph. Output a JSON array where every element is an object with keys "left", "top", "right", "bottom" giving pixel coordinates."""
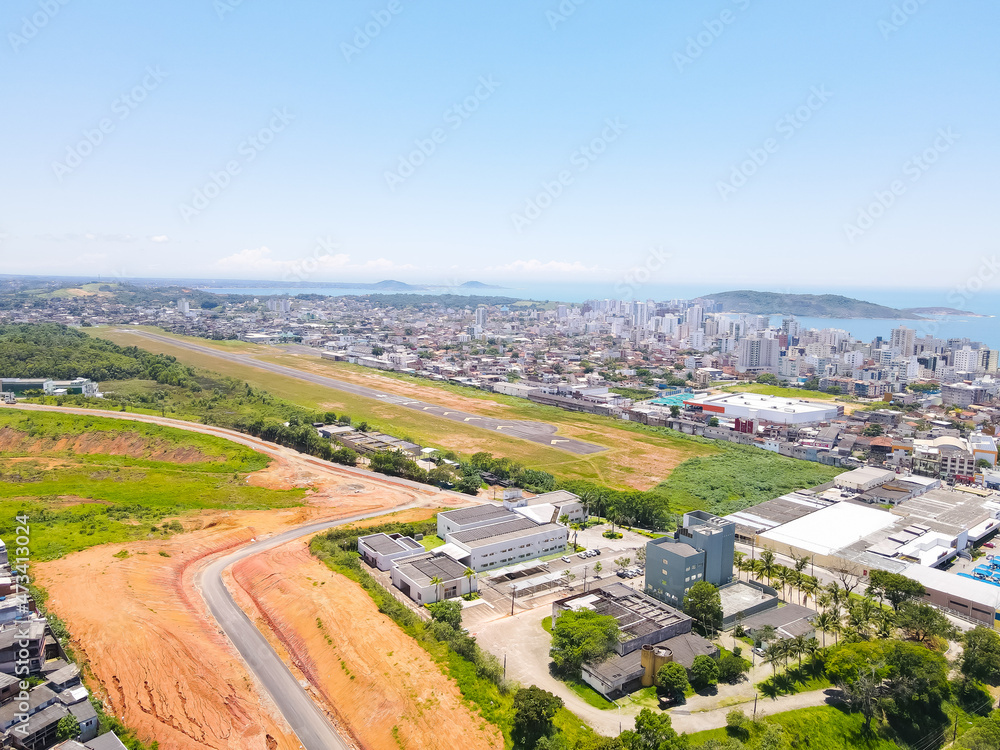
[{"left": 123, "top": 330, "right": 606, "bottom": 455}]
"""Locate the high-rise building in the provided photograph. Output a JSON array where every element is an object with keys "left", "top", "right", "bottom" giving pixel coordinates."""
[
  {"left": 475, "top": 306, "right": 488, "bottom": 326},
  {"left": 686, "top": 305, "right": 704, "bottom": 331},
  {"left": 890, "top": 326, "right": 916, "bottom": 356},
  {"left": 736, "top": 336, "right": 780, "bottom": 373},
  {"left": 644, "top": 511, "right": 735, "bottom": 607}
]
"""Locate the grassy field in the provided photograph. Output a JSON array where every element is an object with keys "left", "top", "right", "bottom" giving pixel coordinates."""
[
  {"left": 685, "top": 706, "right": 903, "bottom": 749},
  {"left": 83, "top": 327, "right": 845, "bottom": 520},
  {"left": 90, "top": 327, "right": 719, "bottom": 490},
  {"left": 0, "top": 410, "right": 303, "bottom": 560}
]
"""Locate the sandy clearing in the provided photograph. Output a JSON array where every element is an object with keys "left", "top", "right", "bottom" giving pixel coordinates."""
[
  {"left": 32, "top": 428, "right": 472, "bottom": 750},
  {"left": 230, "top": 528, "right": 504, "bottom": 750},
  {"left": 0, "top": 425, "right": 220, "bottom": 464}
]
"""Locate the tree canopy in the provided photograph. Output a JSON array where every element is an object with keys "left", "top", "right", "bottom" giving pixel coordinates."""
[
  {"left": 684, "top": 581, "right": 723, "bottom": 635},
  {"left": 549, "top": 610, "right": 620, "bottom": 676}
]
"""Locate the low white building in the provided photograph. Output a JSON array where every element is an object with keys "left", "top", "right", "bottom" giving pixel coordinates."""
[
  {"left": 357, "top": 533, "right": 425, "bottom": 571},
  {"left": 391, "top": 552, "right": 477, "bottom": 604},
  {"left": 683, "top": 392, "right": 841, "bottom": 425},
  {"left": 448, "top": 517, "right": 567, "bottom": 572},
  {"left": 835, "top": 467, "right": 898, "bottom": 493}
]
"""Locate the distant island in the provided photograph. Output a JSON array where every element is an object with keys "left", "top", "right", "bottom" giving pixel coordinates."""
[
  {"left": 705, "top": 290, "right": 924, "bottom": 319},
  {"left": 456, "top": 280, "right": 504, "bottom": 289},
  {"left": 903, "top": 306, "right": 985, "bottom": 317}
]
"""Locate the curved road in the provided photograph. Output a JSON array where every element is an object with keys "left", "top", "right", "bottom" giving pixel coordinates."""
[
  {"left": 198, "top": 504, "right": 421, "bottom": 750},
  {"left": 5, "top": 403, "right": 476, "bottom": 748},
  {"left": 113, "top": 329, "right": 605, "bottom": 455}
]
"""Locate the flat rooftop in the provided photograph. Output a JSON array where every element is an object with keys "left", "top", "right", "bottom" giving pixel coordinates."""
[
  {"left": 451, "top": 518, "right": 561, "bottom": 549},
  {"left": 720, "top": 581, "right": 777, "bottom": 619},
  {"left": 438, "top": 505, "right": 512, "bottom": 526},
  {"left": 558, "top": 583, "right": 690, "bottom": 641},
  {"left": 685, "top": 392, "right": 837, "bottom": 415},
  {"left": 395, "top": 552, "right": 469, "bottom": 586},
  {"left": 725, "top": 491, "right": 834, "bottom": 534},
  {"left": 359, "top": 533, "right": 423, "bottom": 555},
  {"left": 760, "top": 501, "right": 897, "bottom": 556},
  {"left": 650, "top": 538, "right": 701, "bottom": 558}
]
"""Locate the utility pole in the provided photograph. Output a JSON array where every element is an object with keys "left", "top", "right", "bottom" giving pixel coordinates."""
[
  {"left": 583, "top": 565, "right": 588, "bottom": 592},
  {"left": 503, "top": 653, "right": 507, "bottom": 681},
  {"left": 510, "top": 585, "right": 515, "bottom": 616},
  {"left": 753, "top": 694, "right": 758, "bottom": 720}
]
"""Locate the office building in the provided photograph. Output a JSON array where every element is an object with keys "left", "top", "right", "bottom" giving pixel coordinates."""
[{"left": 644, "top": 511, "right": 735, "bottom": 607}]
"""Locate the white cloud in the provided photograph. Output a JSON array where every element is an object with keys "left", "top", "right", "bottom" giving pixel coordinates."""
[
  {"left": 149, "top": 235, "right": 169, "bottom": 243},
  {"left": 211, "top": 246, "right": 414, "bottom": 278}
]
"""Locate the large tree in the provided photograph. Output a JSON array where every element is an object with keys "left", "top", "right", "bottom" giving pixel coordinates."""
[
  {"left": 865, "top": 570, "right": 926, "bottom": 610},
  {"left": 896, "top": 601, "right": 954, "bottom": 643},
  {"left": 512, "top": 687, "right": 563, "bottom": 749},
  {"left": 960, "top": 627, "right": 1000, "bottom": 685},
  {"left": 549, "top": 609, "right": 620, "bottom": 676},
  {"left": 690, "top": 654, "right": 720, "bottom": 690},
  {"left": 655, "top": 662, "right": 689, "bottom": 701},
  {"left": 620, "top": 708, "right": 686, "bottom": 750},
  {"left": 683, "top": 581, "right": 723, "bottom": 636}
]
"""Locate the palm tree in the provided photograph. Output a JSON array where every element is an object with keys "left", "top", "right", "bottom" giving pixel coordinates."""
[
  {"left": 791, "top": 634, "right": 808, "bottom": 668},
  {"left": 813, "top": 611, "right": 836, "bottom": 648},
  {"left": 848, "top": 597, "right": 876, "bottom": 639},
  {"left": 776, "top": 567, "right": 791, "bottom": 602},
  {"left": 794, "top": 554, "right": 810, "bottom": 577},
  {"left": 758, "top": 548, "right": 777, "bottom": 587},
  {"left": 764, "top": 641, "right": 783, "bottom": 674},
  {"left": 800, "top": 576, "right": 819, "bottom": 609},
  {"left": 733, "top": 551, "right": 747, "bottom": 580},
  {"left": 463, "top": 567, "right": 476, "bottom": 595},
  {"left": 874, "top": 607, "right": 895, "bottom": 639},
  {"left": 430, "top": 575, "right": 444, "bottom": 602},
  {"left": 825, "top": 582, "right": 845, "bottom": 616}
]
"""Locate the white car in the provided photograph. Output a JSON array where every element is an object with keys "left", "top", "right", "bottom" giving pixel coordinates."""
[{"left": 561, "top": 556, "right": 571, "bottom": 563}]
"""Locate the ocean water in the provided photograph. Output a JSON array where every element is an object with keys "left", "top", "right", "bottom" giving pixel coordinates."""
[{"left": 199, "top": 283, "right": 999, "bottom": 348}]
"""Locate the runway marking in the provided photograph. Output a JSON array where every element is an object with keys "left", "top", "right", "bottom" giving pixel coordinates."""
[
  {"left": 464, "top": 417, "right": 481, "bottom": 422},
  {"left": 551, "top": 439, "right": 569, "bottom": 444}
]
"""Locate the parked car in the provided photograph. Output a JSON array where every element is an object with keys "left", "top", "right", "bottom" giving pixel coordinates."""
[
  {"left": 753, "top": 646, "right": 766, "bottom": 657},
  {"left": 561, "top": 556, "right": 571, "bottom": 563},
  {"left": 985, "top": 542, "right": 995, "bottom": 549},
  {"left": 578, "top": 552, "right": 588, "bottom": 559}
]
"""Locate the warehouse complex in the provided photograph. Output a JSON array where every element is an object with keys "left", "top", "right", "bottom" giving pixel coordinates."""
[
  {"left": 725, "top": 466, "right": 1000, "bottom": 624},
  {"left": 357, "top": 498, "right": 574, "bottom": 604},
  {"left": 682, "top": 392, "right": 842, "bottom": 424}
]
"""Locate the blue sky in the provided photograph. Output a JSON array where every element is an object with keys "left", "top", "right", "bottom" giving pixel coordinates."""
[{"left": 1, "top": 0, "right": 997, "bottom": 293}]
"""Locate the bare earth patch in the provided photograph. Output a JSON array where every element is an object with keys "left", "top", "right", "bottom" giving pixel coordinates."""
[{"left": 230, "top": 528, "right": 503, "bottom": 750}]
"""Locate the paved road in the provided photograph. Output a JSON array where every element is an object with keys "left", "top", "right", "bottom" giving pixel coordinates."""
[
  {"left": 6, "top": 403, "right": 487, "bottom": 748},
  {"left": 117, "top": 330, "right": 606, "bottom": 455},
  {"left": 198, "top": 504, "right": 421, "bottom": 750}
]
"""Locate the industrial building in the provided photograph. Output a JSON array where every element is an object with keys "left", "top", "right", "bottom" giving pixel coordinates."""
[
  {"left": 361, "top": 503, "right": 572, "bottom": 604},
  {"left": 553, "top": 583, "right": 717, "bottom": 697},
  {"left": 682, "top": 392, "right": 841, "bottom": 425},
  {"left": 0, "top": 377, "right": 99, "bottom": 398}
]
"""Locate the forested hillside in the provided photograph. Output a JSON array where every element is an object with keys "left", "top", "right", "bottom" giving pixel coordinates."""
[{"left": 0, "top": 323, "right": 195, "bottom": 385}]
